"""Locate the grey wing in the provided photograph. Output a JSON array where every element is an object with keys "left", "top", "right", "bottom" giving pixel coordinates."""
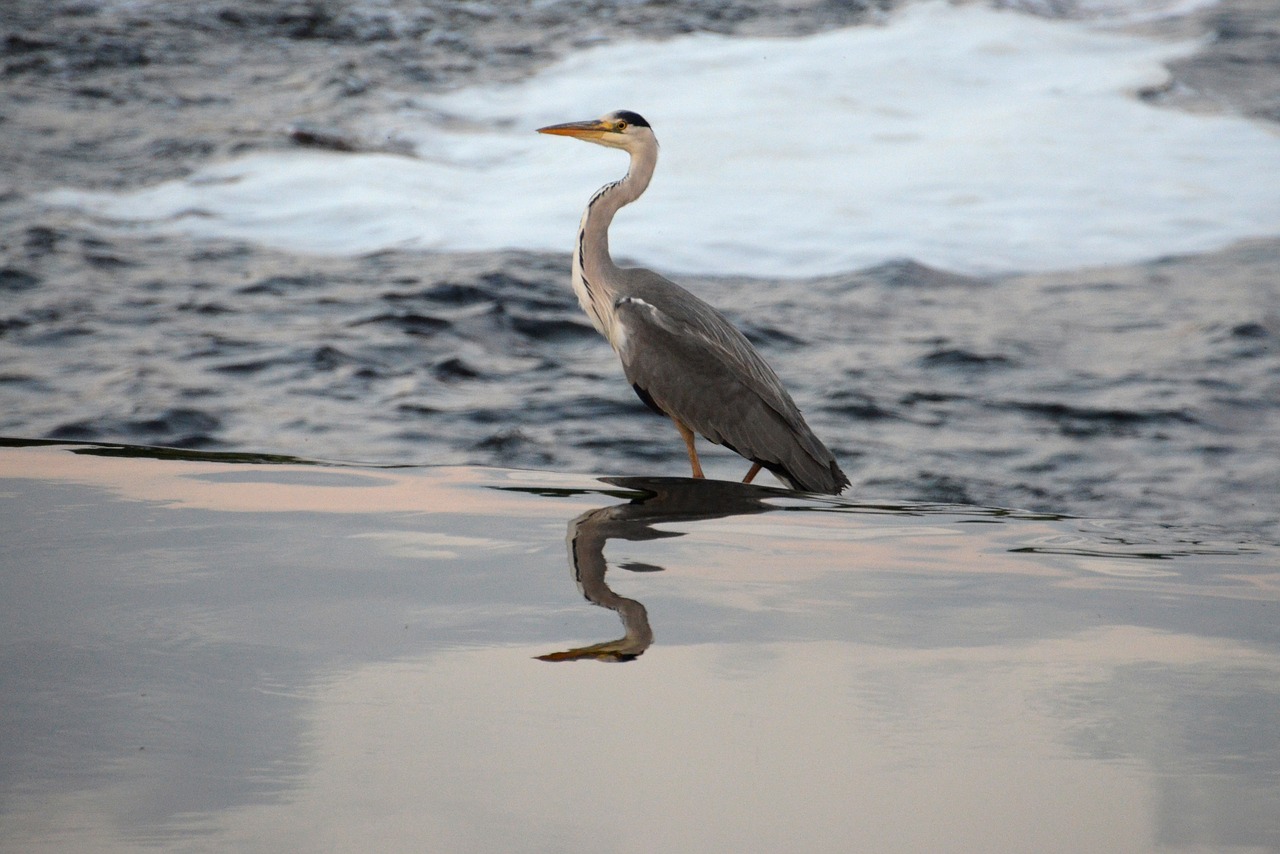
[
  {"left": 613, "top": 295, "right": 849, "bottom": 495},
  {"left": 619, "top": 269, "right": 809, "bottom": 426}
]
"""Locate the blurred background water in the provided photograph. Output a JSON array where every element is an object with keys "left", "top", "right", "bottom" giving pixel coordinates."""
[{"left": 1, "top": 0, "right": 1278, "bottom": 541}]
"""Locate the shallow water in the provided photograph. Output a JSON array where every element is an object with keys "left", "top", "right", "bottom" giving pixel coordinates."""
[
  {"left": 2, "top": 232, "right": 1277, "bottom": 543},
  {"left": 3, "top": 3, "right": 1279, "bottom": 849},
  {"left": 3, "top": 0, "right": 1279, "bottom": 544},
  {"left": 1, "top": 442, "right": 1278, "bottom": 852}
]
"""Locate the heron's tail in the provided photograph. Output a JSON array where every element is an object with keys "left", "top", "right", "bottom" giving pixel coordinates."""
[{"left": 767, "top": 454, "right": 849, "bottom": 496}]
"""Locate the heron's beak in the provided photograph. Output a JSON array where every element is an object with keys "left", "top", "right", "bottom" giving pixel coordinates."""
[{"left": 536, "top": 119, "right": 610, "bottom": 140}]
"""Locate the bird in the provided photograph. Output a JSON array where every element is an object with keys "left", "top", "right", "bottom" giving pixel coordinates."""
[{"left": 537, "top": 109, "right": 849, "bottom": 495}]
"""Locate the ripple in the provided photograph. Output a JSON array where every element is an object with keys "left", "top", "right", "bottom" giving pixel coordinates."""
[
  {"left": 1002, "top": 401, "right": 1199, "bottom": 436},
  {"left": 0, "top": 267, "right": 40, "bottom": 292},
  {"left": 237, "top": 275, "right": 321, "bottom": 295},
  {"left": 47, "top": 408, "right": 223, "bottom": 448},
  {"left": 507, "top": 314, "right": 596, "bottom": 342},
  {"left": 432, "top": 357, "right": 482, "bottom": 382},
  {"left": 350, "top": 311, "right": 451, "bottom": 336},
  {"left": 920, "top": 348, "right": 1017, "bottom": 370}
]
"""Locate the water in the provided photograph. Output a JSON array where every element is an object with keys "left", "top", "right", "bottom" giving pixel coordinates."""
[
  {"left": 2, "top": 442, "right": 1278, "bottom": 851},
  {"left": 1, "top": 0, "right": 1278, "bottom": 546},
  {"left": 42, "top": 2, "right": 1280, "bottom": 276},
  {"left": 4, "top": 6, "right": 1278, "bottom": 848},
  {"left": 3, "top": 230, "right": 1276, "bottom": 541}
]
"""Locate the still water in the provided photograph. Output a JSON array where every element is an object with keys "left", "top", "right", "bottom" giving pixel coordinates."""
[{"left": 2, "top": 442, "right": 1277, "bottom": 852}]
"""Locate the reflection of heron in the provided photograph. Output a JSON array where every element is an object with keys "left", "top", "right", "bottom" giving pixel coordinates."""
[
  {"left": 538, "top": 111, "right": 849, "bottom": 495},
  {"left": 537, "top": 477, "right": 776, "bottom": 662}
]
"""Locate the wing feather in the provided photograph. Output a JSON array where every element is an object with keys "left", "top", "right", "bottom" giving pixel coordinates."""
[{"left": 612, "top": 290, "right": 848, "bottom": 494}]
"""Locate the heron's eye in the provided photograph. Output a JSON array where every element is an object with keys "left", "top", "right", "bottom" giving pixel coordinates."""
[{"left": 616, "top": 120, "right": 628, "bottom": 131}]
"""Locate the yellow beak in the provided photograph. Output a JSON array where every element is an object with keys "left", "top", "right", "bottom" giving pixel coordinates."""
[{"left": 536, "top": 119, "right": 610, "bottom": 140}]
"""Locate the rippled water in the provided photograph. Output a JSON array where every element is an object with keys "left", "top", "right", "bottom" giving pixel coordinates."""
[
  {"left": 45, "top": 3, "right": 1280, "bottom": 276},
  {"left": 1, "top": 0, "right": 1278, "bottom": 545},
  {"left": 2, "top": 230, "right": 1277, "bottom": 542}
]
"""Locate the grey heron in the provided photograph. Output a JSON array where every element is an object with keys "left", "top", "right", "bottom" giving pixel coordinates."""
[{"left": 538, "top": 110, "right": 849, "bottom": 495}]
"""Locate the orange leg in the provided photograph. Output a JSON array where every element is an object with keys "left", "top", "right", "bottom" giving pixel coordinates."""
[
  {"left": 673, "top": 419, "right": 705, "bottom": 479},
  {"left": 742, "top": 462, "right": 762, "bottom": 484}
]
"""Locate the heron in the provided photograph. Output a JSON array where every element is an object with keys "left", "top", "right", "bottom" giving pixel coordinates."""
[{"left": 538, "top": 110, "right": 849, "bottom": 495}]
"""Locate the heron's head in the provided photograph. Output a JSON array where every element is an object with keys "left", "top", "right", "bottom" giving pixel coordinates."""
[{"left": 537, "top": 110, "right": 654, "bottom": 152}]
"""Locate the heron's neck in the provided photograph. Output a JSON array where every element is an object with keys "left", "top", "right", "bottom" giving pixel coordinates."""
[{"left": 572, "top": 144, "right": 658, "bottom": 344}]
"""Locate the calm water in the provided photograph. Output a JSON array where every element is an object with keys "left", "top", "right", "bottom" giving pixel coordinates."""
[{"left": 2, "top": 442, "right": 1278, "bottom": 852}]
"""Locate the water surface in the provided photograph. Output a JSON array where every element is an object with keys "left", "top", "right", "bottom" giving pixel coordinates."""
[
  {"left": 2, "top": 442, "right": 1277, "bottom": 852},
  {"left": 3, "top": 0, "right": 1278, "bottom": 544},
  {"left": 43, "top": 3, "right": 1280, "bottom": 276}
]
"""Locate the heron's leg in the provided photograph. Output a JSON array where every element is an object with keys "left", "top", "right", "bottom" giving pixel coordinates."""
[
  {"left": 742, "top": 462, "right": 762, "bottom": 484},
  {"left": 673, "top": 419, "right": 705, "bottom": 479}
]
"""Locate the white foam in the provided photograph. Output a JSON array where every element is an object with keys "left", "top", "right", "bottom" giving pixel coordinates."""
[
  {"left": 1000, "top": 0, "right": 1219, "bottom": 21},
  {"left": 43, "top": 1, "right": 1280, "bottom": 276}
]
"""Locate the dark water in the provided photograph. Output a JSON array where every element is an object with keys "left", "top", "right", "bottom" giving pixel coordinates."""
[
  {"left": 1, "top": 0, "right": 1278, "bottom": 543},
  {"left": 3, "top": 230, "right": 1277, "bottom": 543}
]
